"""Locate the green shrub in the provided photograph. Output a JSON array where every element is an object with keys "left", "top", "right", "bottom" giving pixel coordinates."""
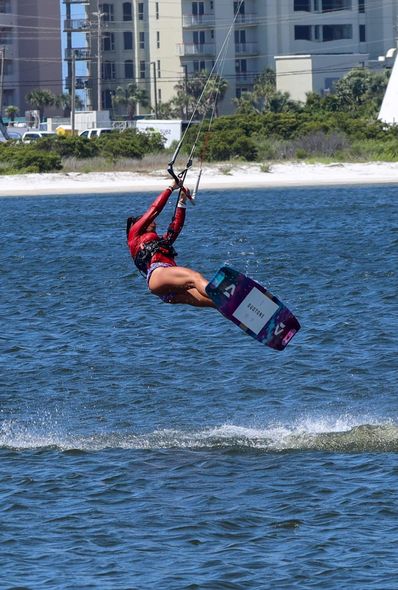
[
  {"left": 295, "top": 148, "right": 308, "bottom": 160},
  {"left": 53, "top": 136, "right": 100, "bottom": 159},
  {"left": 11, "top": 149, "right": 62, "bottom": 173},
  {"left": 0, "top": 144, "right": 62, "bottom": 173},
  {"left": 96, "top": 128, "right": 165, "bottom": 160}
]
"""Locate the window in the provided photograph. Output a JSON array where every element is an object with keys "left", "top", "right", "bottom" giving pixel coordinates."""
[
  {"left": 156, "top": 31, "right": 160, "bottom": 49},
  {"left": 0, "top": 0, "right": 11, "bottom": 13},
  {"left": 99, "top": 3, "right": 114, "bottom": 22},
  {"left": 358, "top": 0, "right": 365, "bottom": 13},
  {"left": 324, "top": 77, "right": 338, "bottom": 92},
  {"left": 140, "top": 60, "right": 146, "bottom": 79},
  {"left": 193, "top": 30, "right": 205, "bottom": 45},
  {"left": 123, "top": 2, "right": 132, "bottom": 21},
  {"left": 192, "top": 2, "right": 204, "bottom": 15},
  {"left": 359, "top": 24, "right": 366, "bottom": 42},
  {"left": 137, "top": 2, "right": 144, "bottom": 20},
  {"left": 156, "top": 2, "right": 159, "bottom": 19},
  {"left": 102, "top": 89, "right": 112, "bottom": 109},
  {"left": 125, "top": 60, "right": 134, "bottom": 79},
  {"left": 3, "top": 88, "right": 15, "bottom": 105},
  {"left": 0, "top": 27, "right": 12, "bottom": 44},
  {"left": 234, "top": 1, "right": 245, "bottom": 15},
  {"left": 323, "top": 24, "right": 352, "bottom": 41},
  {"left": 4, "top": 59, "right": 12, "bottom": 75},
  {"left": 124, "top": 31, "right": 133, "bottom": 50},
  {"left": 236, "top": 87, "right": 248, "bottom": 99},
  {"left": 158, "top": 88, "right": 162, "bottom": 101},
  {"left": 235, "top": 58, "right": 247, "bottom": 73},
  {"left": 139, "top": 31, "right": 145, "bottom": 49},
  {"left": 295, "top": 25, "right": 312, "bottom": 40},
  {"left": 294, "top": 0, "right": 310, "bottom": 10},
  {"left": 314, "top": 24, "right": 320, "bottom": 40},
  {"left": 102, "top": 32, "right": 115, "bottom": 51},
  {"left": 157, "top": 60, "right": 161, "bottom": 78},
  {"left": 235, "top": 29, "right": 246, "bottom": 44},
  {"left": 102, "top": 62, "right": 116, "bottom": 79},
  {"left": 193, "top": 60, "right": 206, "bottom": 72}
]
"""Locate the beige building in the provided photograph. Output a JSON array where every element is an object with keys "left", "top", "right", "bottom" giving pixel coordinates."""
[
  {"left": 1, "top": 0, "right": 62, "bottom": 115},
  {"left": 64, "top": 0, "right": 398, "bottom": 115}
]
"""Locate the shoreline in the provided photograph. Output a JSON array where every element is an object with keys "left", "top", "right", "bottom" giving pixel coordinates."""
[{"left": 1, "top": 161, "right": 398, "bottom": 197}]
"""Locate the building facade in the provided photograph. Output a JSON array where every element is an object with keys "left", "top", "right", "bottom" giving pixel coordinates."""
[
  {"left": 63, "top": 0, "right": 398, "bottom": 116},
  {"left": 1, "top": 0, "right": 62, "bottom": 115}
]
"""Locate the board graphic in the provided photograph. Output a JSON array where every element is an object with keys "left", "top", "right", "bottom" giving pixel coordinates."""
[{"left": 206, "top": 266, "right": 300, "bottom": 351}]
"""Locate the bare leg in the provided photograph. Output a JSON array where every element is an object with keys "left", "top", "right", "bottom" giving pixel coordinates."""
[
  {"left": 148, "top": 265, "right": 215, "bottom": 307},
  {"left": 168, "top": 288, "right": 215, "bottom": 307}
]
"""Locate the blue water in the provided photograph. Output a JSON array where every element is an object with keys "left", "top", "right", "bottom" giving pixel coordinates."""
[{"left": 1, "top": 185, "right": 397, "bottom": 589}]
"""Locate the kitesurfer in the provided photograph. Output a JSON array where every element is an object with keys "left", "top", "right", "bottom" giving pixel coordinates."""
[{"left": 127, "top": 180, "right": 215, "bottom": 307}]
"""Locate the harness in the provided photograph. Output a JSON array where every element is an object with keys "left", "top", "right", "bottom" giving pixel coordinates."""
[{"left": 133, "top": 239, "right": 177, "bottom": 275}]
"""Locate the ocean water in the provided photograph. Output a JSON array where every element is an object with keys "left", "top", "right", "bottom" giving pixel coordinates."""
[{"left": 1, "top": 184, "right": 397, "bottom": 589}]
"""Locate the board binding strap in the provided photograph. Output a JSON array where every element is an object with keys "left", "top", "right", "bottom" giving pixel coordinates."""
[{"left": 206, "top": 266, "right": 300, "bottom": 351}]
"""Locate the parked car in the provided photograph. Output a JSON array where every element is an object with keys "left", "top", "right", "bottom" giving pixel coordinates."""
[
  {"left": 22, "top": 131, "right": 56, "bottom": 143},
  {"left": 8, "top": 131, "right": 22, "bottom": 141},
  {"left": 0, "top": 131, "right": 22, "bottom": 142},
  {"left": 79, "top": 128, "right": 115, "bottom": 139}
]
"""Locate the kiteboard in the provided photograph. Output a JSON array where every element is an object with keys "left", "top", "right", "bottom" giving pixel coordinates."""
[{"left": 206, "top": 266, "right": 300, "bottom": 351}]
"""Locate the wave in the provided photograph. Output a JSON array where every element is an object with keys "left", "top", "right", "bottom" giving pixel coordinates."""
[{"left": 1, "top": 417, "right": 398, "bottom": 453}]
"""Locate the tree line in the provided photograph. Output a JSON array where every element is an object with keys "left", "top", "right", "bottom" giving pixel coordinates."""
[
  {"left": 1, "top": 66, "right": 397, "bottom": 174},
  {"left": 6, "top": 65, "right": 390, "bottom": 123}
]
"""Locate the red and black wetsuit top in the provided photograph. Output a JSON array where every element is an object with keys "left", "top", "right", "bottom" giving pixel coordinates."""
[{"left": 127, "top": 187, "right": 185, "bottom": 274}]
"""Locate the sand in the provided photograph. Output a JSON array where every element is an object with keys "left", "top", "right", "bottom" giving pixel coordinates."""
[{"left": 0, "top": 161, "right": 398, "bottom": 197}]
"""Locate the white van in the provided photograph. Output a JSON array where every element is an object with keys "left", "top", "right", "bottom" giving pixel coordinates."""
[
  {"left": 79, "top": 128, "right": 114, "bottom": 139},
  {"left": 22, "top": 131, "right": 56, "bottom": 143}
]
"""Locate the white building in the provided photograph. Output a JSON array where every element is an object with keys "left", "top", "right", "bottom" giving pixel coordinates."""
[{"left": 63, "top": 0, "right": 398, "bottom": 115}]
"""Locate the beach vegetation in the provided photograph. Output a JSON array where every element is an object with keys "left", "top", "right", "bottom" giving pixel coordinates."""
[
  {"left": 0, "top": 143, "right": 62, "bottom": 174},
  {"left": 2, "top": 66, "right": 398, "bottom": 173}
]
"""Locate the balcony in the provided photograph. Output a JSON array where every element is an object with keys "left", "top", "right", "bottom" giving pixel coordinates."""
[
  {"left": 235, "top": 43, "right": 258, "bottom": 55},
  {"left": 0, "top": 14, "right": 14, "bottom": 27},
  {"left": 177, "top": 43, "right": 215, "bottom": 57},
  {"left": 64, "top": 47, "right": 92, "bottom": 60},
  {"left": 235, "top": 72, "right": 257, "bottom": 85},
  {"left": 182, "top": 13, "right": 215, "bottom": 28},
  {"left": 234, "top": 13, "right": 257, "bottom": 26},
  {"left": 64, "top": 19, "right": 91, "bottom": 32}
]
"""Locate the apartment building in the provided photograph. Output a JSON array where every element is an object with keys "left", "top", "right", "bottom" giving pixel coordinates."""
[
  {"left": 64, "top": 0, "right": 398, "bottom": 115},
  {"left": 1, "top": 0, "right": 62, "bottom": 115}
]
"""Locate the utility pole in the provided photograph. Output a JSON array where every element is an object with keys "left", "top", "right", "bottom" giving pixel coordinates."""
[
  {"left": 0, "top": 45, "right": 9, "bottom": 141},
  {"left": 71, "top": 50, "right": 76, "bottom": 135},
  {"left": 93, "top": 5, "right": 105, "bottom": 111},
  {"left": 151, "top": 61, "right": 158, "bottom": 118},
  {"left": 0, "top": 46, "right": 5, "bottom": 118},
  {"left": 182, "top": 64, "right": 189, "bottom": 119}
]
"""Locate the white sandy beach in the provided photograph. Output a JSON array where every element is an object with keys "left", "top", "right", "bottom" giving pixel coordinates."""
[{"left": 1, "top": 161, "right": 398, "bottom": 196}]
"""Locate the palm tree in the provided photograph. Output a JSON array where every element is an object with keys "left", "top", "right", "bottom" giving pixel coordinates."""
[
  {"left": 25, "top": 89, "right": 56, "bottom": 122},
  {"left": 112, "top": 83, "right": 149, "bottom": 120},
  {"left": 5, "top": 105, "right": 19, "bottom": 124},
  {"left": 233, "top": 92, "right": 260, "bottom": 115},
  {"left": 201, "top": 74, "right": 228, "bottom": 117},
  {"left": 55, "top": 93, "right": 84, "bottom": 117},
  {"left": 173, "top": 71, "right": 228, "bottom": 118}
]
